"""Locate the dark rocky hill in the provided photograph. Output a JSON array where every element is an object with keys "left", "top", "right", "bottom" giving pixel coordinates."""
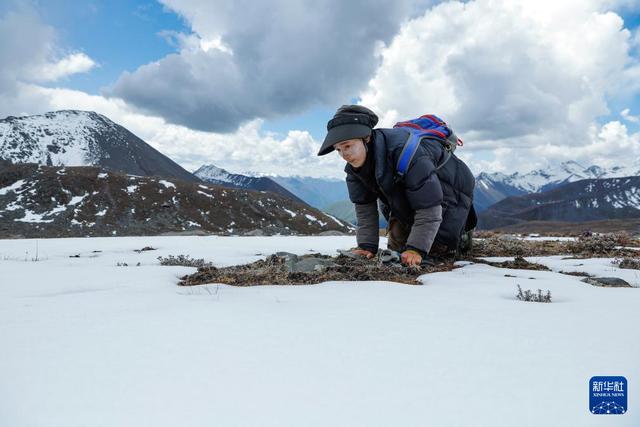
[
  {"left": 478, "top": 177, "right": 640, "bottom": 230},
  {"left": 0, "top": 162, "right": 352, "bottom": 238}
]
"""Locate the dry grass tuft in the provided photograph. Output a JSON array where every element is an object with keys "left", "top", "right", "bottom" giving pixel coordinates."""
[{"left": 516, "top": 285, "right": 552, "bottom": 303}]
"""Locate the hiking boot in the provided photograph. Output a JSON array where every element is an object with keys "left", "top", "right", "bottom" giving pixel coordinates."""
[{"left": 420, "top": 256, "right": 435, "bottom": 267}]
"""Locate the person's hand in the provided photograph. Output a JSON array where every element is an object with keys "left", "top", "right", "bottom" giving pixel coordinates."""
[
  {"left": 352, "top": 248, "right": 375, "bottom": 259},
  {"left": 401, "top": 250, "right": 422, "bottom": 266}
]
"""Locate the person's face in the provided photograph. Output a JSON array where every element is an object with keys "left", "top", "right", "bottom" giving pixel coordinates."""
[{"left": 334, "top": 138, "right": 367, "bottom": 168}]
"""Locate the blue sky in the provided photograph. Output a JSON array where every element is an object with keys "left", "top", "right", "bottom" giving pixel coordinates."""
[
  {"left": 605, "top": 7, "right": 640, "bottom": 131},
  {"left": 1, "top": 0, "right": 640, "bottom": 176},
  {"left": 34, "top": 1, "right": 188, "bottom": 94}
]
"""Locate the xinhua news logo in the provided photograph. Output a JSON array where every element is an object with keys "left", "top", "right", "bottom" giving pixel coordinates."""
[{"left": 590, "top": 376, "right": 627, "bottom": 415}]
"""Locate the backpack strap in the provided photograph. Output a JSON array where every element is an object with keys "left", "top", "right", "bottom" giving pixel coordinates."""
[
  {"left": 396, "top": 131, "right": 420, "bottom": 179},
  {"left": 396, "top": 130, "right": 453, "bottom": 181}
]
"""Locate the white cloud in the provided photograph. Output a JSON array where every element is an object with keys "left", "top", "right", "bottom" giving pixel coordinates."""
[
  {"left": 24, "top": 85, "right": 346, "bottom": 178},
  {"left": 459, "top": 120, "right": 640, "bottom": 175},
  {"left": 108, "top": 0, "right": 433, "bottom": 132},
  {"left": 159, "top": 30, "right": 233, "bottom": 55},
  {"left": 30, "top": 52, "right": 97, "bottom": 82},
  {"left": 148, "top": 119, "right": 343, "bottom": 178},
  {"left": 582, "top": 121, "right": 640, "bottom": 166},
  {"left": 0, "top": 4, "right": 345, "bottom": 179},
  {"left": 359, "top": 0, "right": 638, "bottom": 173},
  {"left": 0, "top": 6, "right": 97, "bottom": 93},
  {"left": 3, "top": 0, "right": 640, "bottom": 179},
  {"left": 0, "top": 7, "right": 53, "bottom": 97}
]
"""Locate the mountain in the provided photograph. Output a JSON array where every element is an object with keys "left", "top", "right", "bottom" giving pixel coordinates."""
[
  {"left": 270, "top": 176, "right": 350, "bottom": 211},
  {"left": 323, "top": 200, "right": 356, "bottom": 225},
  {"left": 193, "top": 164, "right": 305, "bottom": 205},
  {"left": 223, "top": 174, "right": 356, "bottom": 224},
  {"left": 474, "top": 161, "right": 640, "bottom": 212},
  {"left": 0, "top": 110, "right": 199, "bottom": 182},
  {"left": 478, "top": 176, "right": 640, "bottom": 230},
  {"left": 0, "top": 162, "right": 352, "bottom": 238},
  {"left": 474, "top": 172, "right": 529, "bottom": 213}
]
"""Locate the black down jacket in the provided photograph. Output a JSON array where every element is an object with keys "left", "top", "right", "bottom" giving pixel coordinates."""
[{"left": 345, "top": 127, "right": 477, "bottom": 250}]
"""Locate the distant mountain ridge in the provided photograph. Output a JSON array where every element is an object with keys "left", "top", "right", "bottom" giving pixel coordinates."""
[
  {"left": 0, "top": 110, "right": 199, "bottom": 182},
  {"left": 193, "top": 169, "right": 356, "bottom": 224},
  {"left": 270, "top": 176, "right": 349, "bottom": 211},
  {"left": 193, "top": 164, "right": 306, "bottom": 205},
  {"left": 474, "top": 160, "right": 640, "bottom": 212},
  {"left": 244, "top": 161, "right": 640, "bottom": 228},
  {"left": 478, "top": 176, "right": 640, "bottom": 230}
]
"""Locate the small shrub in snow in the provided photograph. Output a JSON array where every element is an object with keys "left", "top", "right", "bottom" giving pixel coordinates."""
[
  {"left": 157, "top": 254, "right": 212, "bottom": 268},
  {"left": 116, "top": 262, "right": 141, "bottom": 267},
  {"left": 613, "top": 257, "right": 640, "bottom": 270},
  {"left": 516, "top": 285, "right": 552, "bottom": 303}
]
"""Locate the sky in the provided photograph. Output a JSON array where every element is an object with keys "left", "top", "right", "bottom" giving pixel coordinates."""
[{"left": 1, "top": 0, "right": 639, "bottom": 178}]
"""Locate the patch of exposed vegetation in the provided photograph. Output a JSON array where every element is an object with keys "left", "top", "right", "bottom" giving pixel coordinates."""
[
  {"left": 516, "top": 285, "right": 552, "bottom": 303},
  {"left": 134, "top": 246, "right": 156, "bottom": 253},
  {"left": 179, "top": 252, "right": 454, "bottom": 287},
  {"left": 471, "top": 256, "right": 550, "bottom": 271},
  {"left": 470, "top": 236, "right": 563, "bottom": 257},
  {"left": 614, "top": 257, "right": 640, "bottom": 270},
  {"left": 158, "top": 254, "right": 213, "bottom": 268},
  {"left": 564, "top": 232, "right": 634, "bottom": 256},
  {"left": 468, "top": 233, "right": 640, "bottom": 258}
]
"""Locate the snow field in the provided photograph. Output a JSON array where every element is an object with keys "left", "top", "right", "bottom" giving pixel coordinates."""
[{"left": 0, "top": 235, "right": 638, "bottom": 426}]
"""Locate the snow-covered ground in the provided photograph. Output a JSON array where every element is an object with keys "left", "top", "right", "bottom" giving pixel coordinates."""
[
  {"left": 1, "top": 235, "right": 638, "bottom": 426},
  {"left": 482, "top": 256, "right": 640, "bottom": 287}
]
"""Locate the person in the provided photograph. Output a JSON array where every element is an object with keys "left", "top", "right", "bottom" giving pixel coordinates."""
[{"left": 317, "top": 105, "right": 476, "bottom": 266}]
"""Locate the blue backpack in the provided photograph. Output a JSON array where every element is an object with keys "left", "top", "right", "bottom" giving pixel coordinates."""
[{"left": 393, "top": 114, "right": 463, "bottom": 179}]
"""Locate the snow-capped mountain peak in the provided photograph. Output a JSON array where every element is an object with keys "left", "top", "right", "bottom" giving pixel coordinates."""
[
  {"left": 474, "top": 160, "right": 640, "bottom": 212},
  {"left": 478, "top": 161, "right": 638, "bottom": 194},
  {"left": 584, "top": 165, "right": 605, "bottom": 177},
  {"left": 559, "top": 160, "right": 587, "bottom": 175},
  {"left": 193, "top": 164, "right": 307, "bottom": 204},
  {"left": 192, "top": 164, "right": 234, "bottom": 183},
  {"left": 0, "top": 110, "right": 198, "bottom": 182},
  {"left": 0, "top": 110, "right": 118, "bottom": 166}
]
